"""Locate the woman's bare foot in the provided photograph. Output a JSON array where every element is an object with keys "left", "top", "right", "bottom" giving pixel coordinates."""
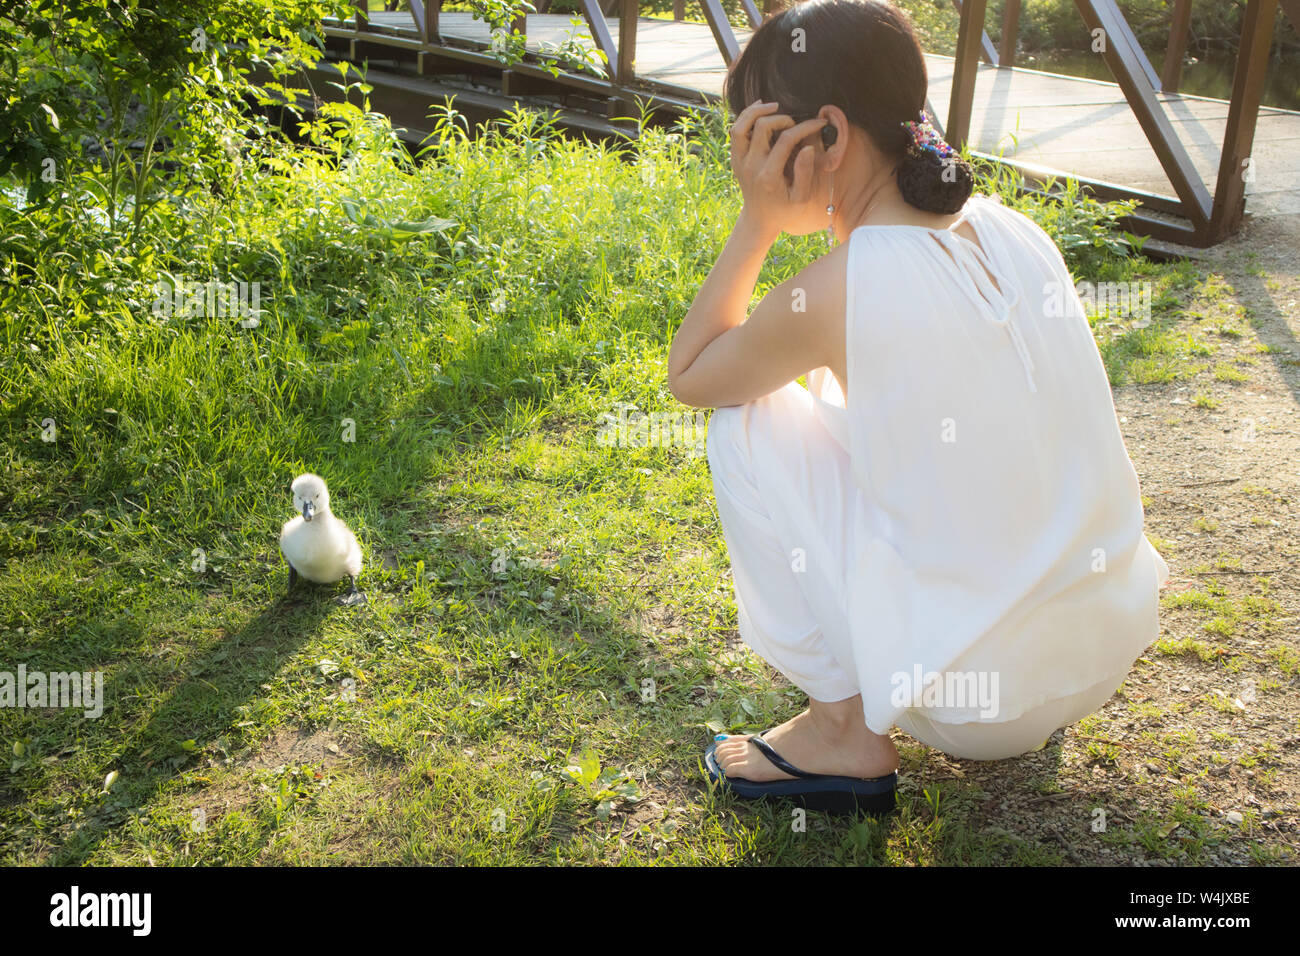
[{"left": 713, "top": 695, "right": 899, "bottom": 782}]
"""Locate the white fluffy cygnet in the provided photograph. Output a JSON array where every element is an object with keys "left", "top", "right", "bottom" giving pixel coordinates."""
[{"left": 279, "top": 472, "right": 365, "bottom": 605}]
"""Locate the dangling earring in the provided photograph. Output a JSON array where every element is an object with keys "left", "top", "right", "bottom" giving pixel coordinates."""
[{"left": 825, "top": 171, "right": 836, "bottom": 248}]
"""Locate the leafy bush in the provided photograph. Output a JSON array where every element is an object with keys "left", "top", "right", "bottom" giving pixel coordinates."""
[
  {"left": 0, "top": 0, "right": 351, "bottom": 355},
  {"left": 967, "top": 152, "right": 1143, "bottom": 275}
]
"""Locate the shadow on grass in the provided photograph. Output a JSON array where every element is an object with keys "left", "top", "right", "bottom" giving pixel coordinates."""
[
  {"left": 46, "top": 590, "right": 334, "bottom": 865},
  {"left": 1230, "top": 267, "right": 1300, "bottom": 412}
]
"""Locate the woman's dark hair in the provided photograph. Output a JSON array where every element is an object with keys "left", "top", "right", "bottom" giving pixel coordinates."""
[{"left": 724, "top": 0, "right": 974, "bottom": 215}]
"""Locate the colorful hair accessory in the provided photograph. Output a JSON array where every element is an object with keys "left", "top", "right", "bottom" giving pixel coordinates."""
[{"left": 901, "top": 111, "right": 956, "bottom": 160}]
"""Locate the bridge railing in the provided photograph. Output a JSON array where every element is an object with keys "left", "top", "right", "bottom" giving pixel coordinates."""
[
  {"left": 954, "top": 0, "right": 1289, "bottom": 91},
  {"left": 331, "top": 0, "right": 1295, "bottom": 247},
  {"left": 945, "top": 0, "right": 1288, "bottom": 245}
]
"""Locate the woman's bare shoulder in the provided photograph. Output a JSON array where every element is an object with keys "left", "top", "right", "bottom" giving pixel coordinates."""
[{"left": 790, "top": 240, "right": 852, "bottom": 329}]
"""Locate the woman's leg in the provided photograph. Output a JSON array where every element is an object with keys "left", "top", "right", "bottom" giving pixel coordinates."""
[{"left": 706, "top": 385, "right": 898, "bottom": 781}]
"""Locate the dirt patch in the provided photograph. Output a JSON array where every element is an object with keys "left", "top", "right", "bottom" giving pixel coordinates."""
[
  {"left": 237, "top": 726, "right": 351, "bottom": 770},
  {"left": 181, "top": 727, "right": 350, "bottom": 822},
  {"left": 589, "top": 778, "right": 703, "bottom": 859}
]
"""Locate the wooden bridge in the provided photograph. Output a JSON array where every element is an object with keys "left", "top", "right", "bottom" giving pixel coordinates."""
[{"left": 310, "top": 0, "right": 1300, "bottom": 247}]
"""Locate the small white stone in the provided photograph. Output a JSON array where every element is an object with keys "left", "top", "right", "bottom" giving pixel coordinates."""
[{"left": 1226, "top": 811, "right": 1244, "bottom": 825}]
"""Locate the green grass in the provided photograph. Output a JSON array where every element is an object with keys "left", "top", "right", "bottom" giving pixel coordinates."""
[
  {"left": 1161, "top": 580, "right": 1281, "bottom": 641},
  {"left": 0, "top": 96, "right": 1183, "bottom": 865},
  {"left": 1214, "top": 363, "right": 1250, "bottom": 383},
  {"left": 1083, "top": 261, "right": 1208, "bottom": 386}
]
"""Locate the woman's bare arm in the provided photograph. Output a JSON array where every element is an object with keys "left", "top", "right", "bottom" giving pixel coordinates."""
[
  {"left": 666, "top": 209, "right": 776, "bottom": 394},
  {"left": 667, "top": 237, "right": 845, "bottom": 408},
  {"left": 668, "top": 101, "right": 839, "bottom": 408}
]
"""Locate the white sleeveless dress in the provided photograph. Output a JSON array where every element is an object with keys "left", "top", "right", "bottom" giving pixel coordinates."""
[{"left": 705, "top": 194, "right": 1169, "bottom": 757}]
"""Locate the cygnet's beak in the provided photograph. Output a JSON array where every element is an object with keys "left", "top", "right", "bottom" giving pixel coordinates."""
[{"left": 302, "top": 500, "right": 315, "bottom": 523}]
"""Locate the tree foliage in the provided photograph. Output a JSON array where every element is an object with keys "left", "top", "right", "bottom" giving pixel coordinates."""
[{"left": 0, "top": 0, "right": 347, "bottom": 213}]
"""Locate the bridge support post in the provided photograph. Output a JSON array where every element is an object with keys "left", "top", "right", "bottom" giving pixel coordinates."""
[
  {"left": 950, "top": 0, "right": 998, "bottom": 65},
  {"left": 1074, "top": 0, "right": 1211, "bottom": 236},
  {"left": 1209, "top": 0, "right": 1278, "bottom": 242},
  {"left": 999, "top": 0, "right": 1021, "bottom": 68},
  {"left": 948, "top": 0, "right": 987, "bottom": 150},
  {"left": 613, "top": 0, "right": 640, "bottom": 124},
  {"left": 349, "top": 0, "right": 369, "bottom": 60},
  {"left": 1161, "top": 0, "right": 1192, "bottom": 93},
  {"left": 617, "top": 0, "right": 638, "bottom": 84},
  {"left": 579, "top": 0, "right": 620, "bottom": 80},
  {"left": 699, "top": 0, "right": 741, "bottom": 65}
]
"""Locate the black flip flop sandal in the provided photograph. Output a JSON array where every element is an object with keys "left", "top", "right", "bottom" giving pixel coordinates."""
[{"left": 705, "top": 730, "right": 897, "bottom": 816}]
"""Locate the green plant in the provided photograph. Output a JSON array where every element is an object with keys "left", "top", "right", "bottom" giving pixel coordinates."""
[{"left": 563, "top": 748, "right": 642, "bottom": 820}]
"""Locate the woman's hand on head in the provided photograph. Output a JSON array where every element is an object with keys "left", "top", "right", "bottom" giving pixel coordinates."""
[{"left": 729, "top": 101, "right": 827, "bottom": 239}]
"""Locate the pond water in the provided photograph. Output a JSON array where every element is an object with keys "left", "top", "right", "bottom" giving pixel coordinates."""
[{"left": 1019, "top": 49, "right": 1300, "bottom": 112}]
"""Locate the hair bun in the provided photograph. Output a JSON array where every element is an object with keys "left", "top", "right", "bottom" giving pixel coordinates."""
[{"left": 897, "top": 147, "right": 974, "bottom": 215}]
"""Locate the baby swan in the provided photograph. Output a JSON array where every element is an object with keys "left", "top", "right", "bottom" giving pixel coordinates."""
[{"left": 279, "top": 472, "right": 365, "bottom": 606}]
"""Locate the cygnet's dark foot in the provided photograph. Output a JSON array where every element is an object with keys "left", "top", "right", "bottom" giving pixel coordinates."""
[{"left": 337, "top": 578, "right": 367, "bottom": 606}]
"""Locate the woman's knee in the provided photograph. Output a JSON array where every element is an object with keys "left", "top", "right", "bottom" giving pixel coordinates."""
[{"left": 705, "top": 382, "right": 812, "bottom": 459}]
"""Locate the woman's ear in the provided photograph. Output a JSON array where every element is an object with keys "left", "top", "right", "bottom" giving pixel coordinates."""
[{"left": 818, "top": 106, "right": 848, "bottom": 172}]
